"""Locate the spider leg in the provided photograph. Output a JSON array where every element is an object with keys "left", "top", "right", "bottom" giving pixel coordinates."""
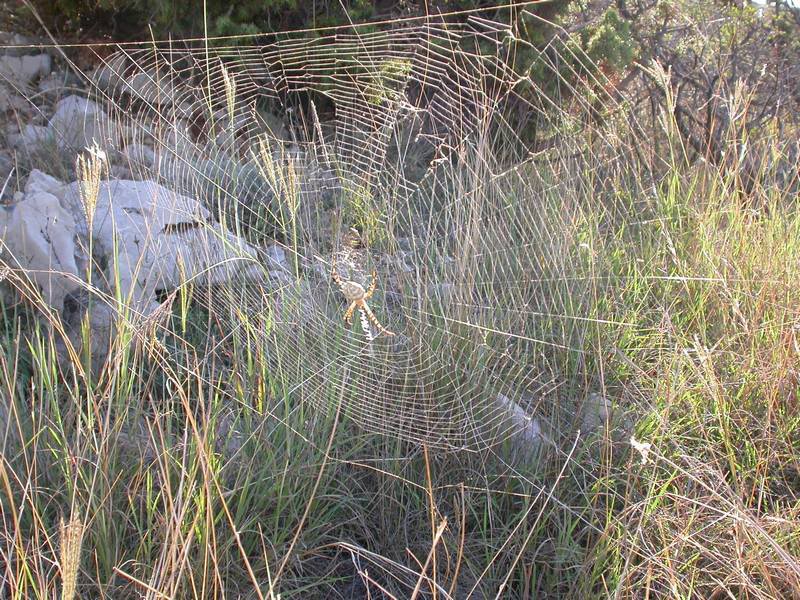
[
  {"left": 343, "top": 301, "right": 357, "bottom": 325},
  {"left": 331, "top": 253, "right": 344, "bottom": 290},
  {"left": 362, "top": 302, "right": 395, "bottom": 336},
  {"left": 363, "top": 269, "right": 378, "bottom": 300}
]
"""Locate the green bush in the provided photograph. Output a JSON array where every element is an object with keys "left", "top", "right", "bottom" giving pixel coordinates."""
[
  {"left": 25, "top": 0, "right": 143, "bottom": 37},
  {"left": 25, "top": 0, "right": 365, "bottom": 40}
]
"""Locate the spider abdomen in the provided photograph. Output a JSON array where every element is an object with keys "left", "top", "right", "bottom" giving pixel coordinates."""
[{"left": 341, "top": 281, "right": 366, "bottom": 301}]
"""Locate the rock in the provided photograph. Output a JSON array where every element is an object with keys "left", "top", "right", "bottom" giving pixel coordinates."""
[
  {"left": 21, "top": 54, "right": 51, "bottom": 82},
  {"left": 125, "top": 143, "right": 156, "bottom": 167},
  {"left": 23, "top": 169, "right": 63, "bottom": 195},
  {"left": 11, "top": 96, "right": 118, "bottom": 154},
  {"left": 0, "top": 57, "right": 24, "bottom": 83},
  {"left": 0, "top": 33, "right": 34, "bottom": 57},
  {"left": 0, "top": 169, "right": 263, "bottom": 364},
  {"left": 260, "top": 245, "right": 292, "bottom": 284},
  {"left": 0, "top": 82, "right": 31, "bottom": 113},
  {"left": 12, "top": 124, "right": 50, "bottom": 151},
  {"left": 0, "top": 54, "right": 51, "bottom": 86},
  {"left": 126, "top": 69, "right": 176, "bottom": 105},
  {"left": 90, "top": 53, "right": 129, "bottom": 90},
  {"left": 38, "top": 72, "right": 63, "bottom": 94},
  {"left": 48, "top": 95, "right": 118, "bottom": 151},
  {"left": 580, "top": 392, "right": 612, "bottom": 434},
  {"left": 0, "top": 182, "right": 84, "bottom": 312},
  {"left": 496, "top": 393, "right": 552, "bottom": 452},
  {"left": 262, "top": 243, "right": 287, "bottom": 268},
  {"left": 67, "top": 177, "right": 261, "bottom": 310}
]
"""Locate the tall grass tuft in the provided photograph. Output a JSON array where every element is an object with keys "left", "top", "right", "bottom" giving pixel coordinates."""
[{"left": 0, "top": 19, "right": 798, "bottom": 600}]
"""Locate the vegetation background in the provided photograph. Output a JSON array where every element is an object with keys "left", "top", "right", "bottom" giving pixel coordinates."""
[{"left": 0, "top": 0, "right": 799, "bottom": 598}]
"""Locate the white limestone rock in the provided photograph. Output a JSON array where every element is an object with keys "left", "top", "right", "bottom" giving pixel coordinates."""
[
  {"left": 48, "top": 95, "right": 117, "bottom": 151},
  {"left": 12, "top": 124, "right": 51, "bottom": 151},
  {"left": 496, "top": 393, "right": 552, "bottom": 453},
  {"left": 0, "top": 32, "right": 34, "bottom": 57},
  {"left": 90, "top": 53, "right": 129, "bottom": 90},
  {"left": 11, "top": 96, "right": 119, "bottom": 154},
  {"left": 23, "top": 169, "right": 63, "bottom": 195},
  {"left": 125, "top": 143, "right": 156, "bottom": 167},
  {"left": 0, "top": 81, "right": 30, "bottom": 113},
  {"left": 0, "top": 173, "right": 84, "bottom": 312},
  {"left": 0, "top": 54, "right": 51, "bottom": 86},
  {"left": 0, "top": 56, "right": 24, "bottom": 82},
  {"left": 580, "top": 392, "right": 612, "bottom": 434},
  {"left": 21, "top": 54, "right": 51, "bottom": 82},
  {"left": 1, "top": 169, "right": 262, "bottom": 362},
  {"left": 59, "top": 177, "right": 261, "bottom": 314}
]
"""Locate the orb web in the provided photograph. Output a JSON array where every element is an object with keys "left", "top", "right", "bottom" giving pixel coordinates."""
[{"left": 74, "top": 12, "right": 639, "bottom": 451}]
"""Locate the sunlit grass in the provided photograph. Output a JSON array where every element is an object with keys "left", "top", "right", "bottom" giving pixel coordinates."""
[{"left": 0, "top": 54, "right": 798, "bottom": 600}]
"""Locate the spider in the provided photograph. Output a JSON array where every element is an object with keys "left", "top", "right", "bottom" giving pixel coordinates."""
[{"left": 331, "top": 255, "right": 395, "bottom": 337}]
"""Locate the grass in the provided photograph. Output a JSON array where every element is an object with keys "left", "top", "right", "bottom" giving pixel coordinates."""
[{"left": 0, "top": 40, "right": 799, "bottom": 600}]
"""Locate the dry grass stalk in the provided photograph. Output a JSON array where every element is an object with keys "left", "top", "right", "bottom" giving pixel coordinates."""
[
  {"left": 221, "top": 64, "right": 237, "bottom": 122},
  {"left": 59, "top": 515, "right": 84, "bottom": 600}
]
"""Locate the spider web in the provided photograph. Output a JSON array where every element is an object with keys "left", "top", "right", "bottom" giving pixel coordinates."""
[{"left": 21, "top": 7, "right": 648, "bottom": 451}]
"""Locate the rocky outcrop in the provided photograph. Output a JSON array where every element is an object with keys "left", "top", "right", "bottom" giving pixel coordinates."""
[
  {"left": 0, "top": 169, "right": 263, "bottom": 364},
  {"left": 10, "top": 95, "right": 120, "bottom": 153}
]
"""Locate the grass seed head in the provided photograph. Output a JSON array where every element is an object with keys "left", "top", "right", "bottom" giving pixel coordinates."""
[
  {"left": 76, "top": 141, "right": 107, "bottom": 231},
  {"left": 59, "top": 515, "right": 84, "bottom": 600}
]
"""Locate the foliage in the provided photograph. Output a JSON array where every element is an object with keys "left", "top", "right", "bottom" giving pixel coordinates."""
[
  {"left": 24, "top": 0, "right": 377, "bottom": 40},
  {"left": 365, "top": 58, "right": 412, "bottom": 106},
  {"left": 582, "top": 7, "right": 636, "bottom": 70},
  {"left": 592, "top": 0, "right": 800, "bottom": 184},
  {"left": 1, "top": 2, "right": 799, "bottom": 598},
  {"left": 2, "top": 99, "right": 799, "bottom": 595},
  {"left": 341, "top": 184, "right": 386, "bottom": 248}
]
